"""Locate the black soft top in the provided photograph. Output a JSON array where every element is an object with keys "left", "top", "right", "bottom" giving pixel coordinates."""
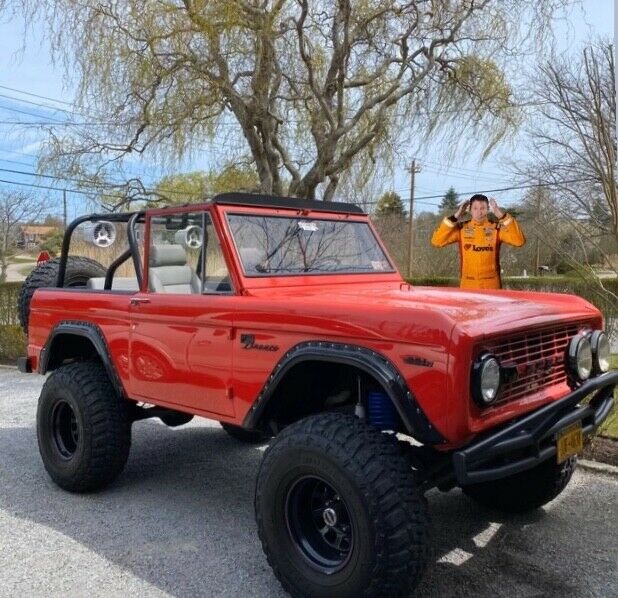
[{"left": 211, "top": 192, "right": 364, "bottom": 215}]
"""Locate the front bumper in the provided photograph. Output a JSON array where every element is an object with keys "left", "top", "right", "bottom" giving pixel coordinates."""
[{"left": 453, "top": 370, "right": 617, "bottom": 485}]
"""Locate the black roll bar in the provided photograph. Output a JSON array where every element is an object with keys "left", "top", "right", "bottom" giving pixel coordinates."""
[
  {"left": 104, "top": 249, "right": 132, "bottom": 290},
  {"left": 56, "top": 211, "right": 144, "bottom": 288}
]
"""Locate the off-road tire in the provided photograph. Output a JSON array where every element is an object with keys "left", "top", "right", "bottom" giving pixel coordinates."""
[
  {"left": 18, "top": 256, "right": 106, "bottom": 332},
  {"left": 160, "top": 410, "right": 194, "bottom": 427},
  {"left": 37, "top": 361, "right": 131, "bottom": 492},
  {"left": 221, "top": 422, "right": 268, "bottom": 444},
  {"left": 462, "top": 456, "right": 577, "bottom": 513},
  {"left": 255, "top": 413, "right": 430, "bottom": 598}
]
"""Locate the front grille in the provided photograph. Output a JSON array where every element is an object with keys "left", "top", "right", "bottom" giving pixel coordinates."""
[{"left": 484, "top": 323, "right": 585, "bottom": 404}]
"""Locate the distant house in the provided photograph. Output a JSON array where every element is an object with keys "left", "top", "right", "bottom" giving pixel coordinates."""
[{"left": 18, "top": 225, "right": 57, "bottom": 249}]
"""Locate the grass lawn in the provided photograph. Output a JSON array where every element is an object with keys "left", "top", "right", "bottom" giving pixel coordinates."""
[
  {"left": 598, "top": 354, "right": 618, "bottom": 440},
  {"left": 17, "top": 264, "right": 35, "bottom": 277},
  {"left": 9, "top": 256, "right": 36, "bottom": 264}
]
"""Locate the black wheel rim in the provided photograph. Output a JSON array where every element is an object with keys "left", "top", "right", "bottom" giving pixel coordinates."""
[
  {"left": 285, "top": 475, "right": 354, "bottom": 574},
  {"left": 51, "top": 400, "right": 80, "bottom": 459}
]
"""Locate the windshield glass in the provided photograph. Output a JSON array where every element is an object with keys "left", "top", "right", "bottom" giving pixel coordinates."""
[{"left": 226, "top": 214, "right": 394, "bottom": 276}]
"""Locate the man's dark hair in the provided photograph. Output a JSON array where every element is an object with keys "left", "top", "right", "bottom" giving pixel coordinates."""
[{"left": 469, "top": 194, "right": 489, "bottom": 205}]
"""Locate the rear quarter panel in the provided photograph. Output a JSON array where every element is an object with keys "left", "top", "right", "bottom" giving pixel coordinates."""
[{"left": 28, "top": 288, "right": 133, "bottom": 392}]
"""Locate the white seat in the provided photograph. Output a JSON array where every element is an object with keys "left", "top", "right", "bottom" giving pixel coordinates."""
[
  {"left": 149, "top": 244, "right": 201, "bottom": 293},
  {"left": 87, "top": 277, "right": 139, "bottom": 291}
]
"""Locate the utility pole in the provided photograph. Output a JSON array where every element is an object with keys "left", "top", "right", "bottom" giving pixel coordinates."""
[
  {"left": 63, "top": 189, "right": 67, "bottom": 230},
  {"left": 534, "top": 184, "right": 542, "bottom": 275},
  {"left": 406, "top": 159, "right": 421, "bottom": 278}
]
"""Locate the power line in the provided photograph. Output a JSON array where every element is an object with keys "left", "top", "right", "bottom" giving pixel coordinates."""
[
  {"left": 363, "top": 176, "right": 598, "bottom": 207},
  {"left": 0, "top": 165, "right": 206, "bottom": 198},
  {"left": 0, "top": 91, "right": 79, "bottom": 117},
  {"left": 0, "top": 171, "right": 598, "bottom": 212},
  {"left": 0, "top": 157, "right": 37, "bottom": 168},
  {"left": 420, "top": 164, "right": 506, "bottom": 183},
  {"left": 0, "top": 81, "right": 553, "bottom": 130},
  {"left": 0, "top": 177, "right": 94, "bottom": 195},
  {"left": 419, "top": 158, "right": 507, "bottom": 178},
  {"left": 0, "top": 103, "right": 67, "bottom": 122},
  {"left": 0, "top": 84, "right": 75, "bottom": 107},
  {"left": 413, "top": 177, "right": 596, "bottom": 201},
  {"left": 0, "top": 148, "right": 41, "bottom": 159},
  {"left": 0, "top": 119, "right": 121, "bottom": 127},
  {"left": 0, "top": 165, "right": 132, "bottom": 189}
]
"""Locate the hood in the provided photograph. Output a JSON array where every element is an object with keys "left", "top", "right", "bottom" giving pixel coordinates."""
[{"left": 247, "top": 281, "right": 600, "bottom": 342}]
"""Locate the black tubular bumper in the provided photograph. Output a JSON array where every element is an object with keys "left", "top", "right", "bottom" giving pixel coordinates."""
[{"left": 453, "top": 371, "right": 617, "bottom": 485}]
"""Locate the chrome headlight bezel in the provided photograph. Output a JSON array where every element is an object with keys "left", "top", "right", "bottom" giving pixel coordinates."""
[
  {"left": 471, "top": 353, "right": 502, "bottom": 407},
  {"left": 590, "top": 330, "right": 610, "bottom": 374},
  {"left": 567, "top": 334, "right": 593, "bottom": 381}
]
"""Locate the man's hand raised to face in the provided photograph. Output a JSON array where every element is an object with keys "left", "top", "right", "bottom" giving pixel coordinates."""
[
  {"left": 454, "top": 201, "right": 469, "bottom": 220},
  {"left": 489, "top": 197, "right": 504, "bottom": 219}
]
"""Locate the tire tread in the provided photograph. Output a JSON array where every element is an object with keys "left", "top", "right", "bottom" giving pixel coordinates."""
[
  {"left": 255, "top": 413, "right": 430, "bottom": 597},
  {"left": 37, "top": 361, "right": 130, "bottom": 492}
]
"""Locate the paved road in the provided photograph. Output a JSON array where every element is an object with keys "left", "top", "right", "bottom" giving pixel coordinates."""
[{"left": 1, "top": 367, "right": 616, "bottom": 598}]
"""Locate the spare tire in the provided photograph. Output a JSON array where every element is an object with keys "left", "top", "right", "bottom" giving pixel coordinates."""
[{"left": 18, "top": 256, "right": 106, "bottom": 333}]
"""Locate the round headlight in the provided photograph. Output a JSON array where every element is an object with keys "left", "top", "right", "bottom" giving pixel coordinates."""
[
  {"left": 590, "top": 331, "right": 610, "bottom": 374},
  {"left": 472, "top": 354, "right": 501, "bottom": 407},
  {"left": 567, "top": 334, "right": 593, "bottom": 381}
]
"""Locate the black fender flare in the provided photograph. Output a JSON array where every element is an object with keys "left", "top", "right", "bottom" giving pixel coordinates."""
[
  {"left": 39, "top": 321, "right": 125, "bottom": 398},
  {"left": 242, "top": 341, "right": 446, "bottom": 444}
]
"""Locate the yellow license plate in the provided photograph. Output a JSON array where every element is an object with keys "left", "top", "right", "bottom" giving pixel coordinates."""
[{"left": 556, "top": 423, "right": 583, "bottom": 463}]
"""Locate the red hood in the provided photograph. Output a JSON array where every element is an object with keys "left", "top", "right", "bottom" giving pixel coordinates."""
[{"left": 247, "top": 281, "right": 600, "bottom": 342}]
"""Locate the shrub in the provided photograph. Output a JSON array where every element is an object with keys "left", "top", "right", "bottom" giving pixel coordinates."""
[
  {"left": 408, "top": 276, "right": 618, "bottom": 323},
  {"left": 0, "top": 282, "right": 22, "bottom": 326},
  {"left": 0, "top": 325, "right": 26, "bottom": 362}
]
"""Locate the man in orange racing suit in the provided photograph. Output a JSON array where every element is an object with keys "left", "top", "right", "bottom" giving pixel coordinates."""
[{"left": 431, "top": 194, "right": 525, "bottom": 289}]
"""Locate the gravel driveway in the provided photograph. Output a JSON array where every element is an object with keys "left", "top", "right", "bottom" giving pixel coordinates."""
[{"left": 1, "top": 367, "right": 616, "bottom": 598}]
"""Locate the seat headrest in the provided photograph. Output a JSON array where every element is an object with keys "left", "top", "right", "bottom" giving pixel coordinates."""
[{"left": 150, "top": 244, "right": 188, "bottom": 267}]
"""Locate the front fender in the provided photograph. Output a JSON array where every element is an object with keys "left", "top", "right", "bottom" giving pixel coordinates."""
[{"left": 242, "top": 340, "right": 446, "bottom": 444}]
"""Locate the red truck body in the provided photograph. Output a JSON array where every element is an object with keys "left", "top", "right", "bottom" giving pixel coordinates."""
[{"left": 25, "top": 199, "right": 602, "bottom": 447}]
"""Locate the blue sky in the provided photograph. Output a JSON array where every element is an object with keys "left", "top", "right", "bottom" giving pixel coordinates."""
[{"left": 0, "top": 1, "right": 613, "bottom": 221}]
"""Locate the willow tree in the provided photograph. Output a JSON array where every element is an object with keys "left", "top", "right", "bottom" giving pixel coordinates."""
[{"left": 8, "top": 0, "right": 568, "bottom": 203}]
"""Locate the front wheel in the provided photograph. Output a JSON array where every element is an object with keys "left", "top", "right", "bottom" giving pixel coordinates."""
[
  {"left": 462, "top": 456, "right": 577, "bottom": 513},
  {"left": 255, "top": 413, "right": 430, "bottom": 597}
]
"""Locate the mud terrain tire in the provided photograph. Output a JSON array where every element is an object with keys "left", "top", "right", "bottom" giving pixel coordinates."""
[
  {"left": 255, "top": 413, "right": 430, "bottom": 598},
  {"left": 37, "top": 361, "right": 131, "bottom": 492},
  {"left": 463, "top": 456, "right": 577, "bottom": 513},
  {"left": 18, "top": 256, "right": 105, "bottom": 332}
]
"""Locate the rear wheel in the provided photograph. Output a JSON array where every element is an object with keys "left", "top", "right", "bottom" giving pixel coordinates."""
[
  {"left": 18, "top": 256, "right": 105, "bottom": 332},
  {"left": 462, "top": 456, "right": 577, "bottom": 513},
  {"left": 255, "top": 413, "right": 430, "bottom": 597},
  {"left": 37, "top": 361, "right": 131, "bottom": 492}
]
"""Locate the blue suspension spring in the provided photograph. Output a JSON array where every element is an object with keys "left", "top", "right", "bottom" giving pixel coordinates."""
[{"left": 366, "top": 390, "right": 398, "bottom": 431}]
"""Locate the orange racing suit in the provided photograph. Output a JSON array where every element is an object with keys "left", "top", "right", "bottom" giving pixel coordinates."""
[{"left": 431, "top": 214, "right": 525, "bottom": 289}]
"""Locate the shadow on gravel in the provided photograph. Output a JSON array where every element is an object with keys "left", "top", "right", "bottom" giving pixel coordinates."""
[{"left": 0, "top": 420, "right": 612, "bottom": 598}]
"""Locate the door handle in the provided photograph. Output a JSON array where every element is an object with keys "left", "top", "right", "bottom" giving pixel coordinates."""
[{"left": 130, "top": 297, "right": 151, "bottom": 306}]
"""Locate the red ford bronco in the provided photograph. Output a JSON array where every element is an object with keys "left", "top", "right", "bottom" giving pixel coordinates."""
[{"left": 17, "top": 193, "right": 616, "bottom": 597}]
